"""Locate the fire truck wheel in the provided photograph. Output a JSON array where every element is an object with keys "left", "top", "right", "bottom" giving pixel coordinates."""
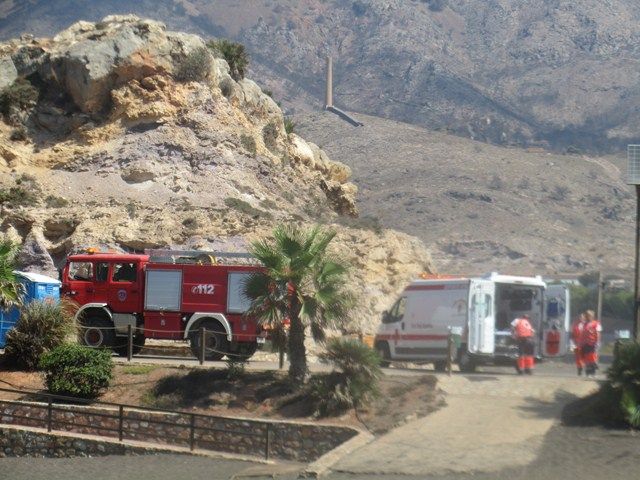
[
  {"left": 234, "top": 343, "right": 257, "bottom": 361},
  {"left": 189, "top": 321, "right": 229, "bottom": 361},
  {"left": 80, "top": 317, "right": 115, "bottom": 349},
  {"left": 375, "top": 342, "right": 391, "bottom": 368},
  {"left": 113, "top": 334, "right": 146, "bottom": 357}
]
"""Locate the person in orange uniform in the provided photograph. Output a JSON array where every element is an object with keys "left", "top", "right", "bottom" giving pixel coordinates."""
[
  {"left": 571, "top": 313, "right": 587, "bottom": 376},
  {"left": 512, "top": 314, "right": 535, "bottom": 375},
  {"left": 581, "top": 310, "right": 602, "bottom": 377}
]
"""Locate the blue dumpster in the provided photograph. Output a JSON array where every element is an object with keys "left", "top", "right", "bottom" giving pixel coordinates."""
[{"left": 0, "top": 271, "right": 61, "bottom": 348}]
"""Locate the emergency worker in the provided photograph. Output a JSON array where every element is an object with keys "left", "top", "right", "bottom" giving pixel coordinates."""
[
  {"left": 581, "top": 310, "right": 602, "bottom": 377},
  {"left": 511, "top": 314, "right": 535, "bottom": 375},
  {"left": 571, "top": 313, "right": 587, "bottom": 376}
]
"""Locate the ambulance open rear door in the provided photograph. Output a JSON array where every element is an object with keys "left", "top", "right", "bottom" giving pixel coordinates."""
[{"left": 468, "top": 279, "right": 495, "bottom": 355}]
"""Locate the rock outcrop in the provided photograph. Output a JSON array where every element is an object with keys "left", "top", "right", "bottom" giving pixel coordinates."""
[{"left": 0, "top": 16, "right": 433, "bottom": 332}]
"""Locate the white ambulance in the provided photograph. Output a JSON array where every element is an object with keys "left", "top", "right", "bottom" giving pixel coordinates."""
[{"left": 374, "top": 273, "right": 570, "bottom": 372}]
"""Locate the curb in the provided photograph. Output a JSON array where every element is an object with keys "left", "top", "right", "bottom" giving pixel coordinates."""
[{"left": 301, "top": 429, "right": 374, "bottom": 478}]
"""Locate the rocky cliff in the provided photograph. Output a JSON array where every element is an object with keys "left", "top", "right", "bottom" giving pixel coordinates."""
[
  {"left": 0, "top": 16, "right": 433, "bottom": 333},
  {"left": 0, "top": 1, "right": 639, "bottom": 153}
]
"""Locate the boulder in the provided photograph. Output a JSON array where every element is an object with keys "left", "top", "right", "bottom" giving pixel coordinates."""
[
  {"left": 44, "top": 16, "right": 207, "bottom": 114},
  {"left": 16, "top": 230, "right": 58, "bottom": 279},
  {"left": 0, "top": 56, "right": 17, "bottom": 90}
]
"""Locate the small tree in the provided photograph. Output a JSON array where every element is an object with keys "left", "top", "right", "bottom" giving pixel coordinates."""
[
  {"left": 0, "top": 238, "right": 22, "bottom": 309},
  {"left": 244, "top": 225, "right": 352, "bottom": 382},
  {"left": 4, "top": 300, "right": 75, "bottom": 370},
  {"left": 207, "top": 39, "right": 249, "bottom": 81},
  {"left": 40, "top": 343, "right": 113, "bottom": 399}
]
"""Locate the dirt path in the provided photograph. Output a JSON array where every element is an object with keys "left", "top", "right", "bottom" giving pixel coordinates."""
[{"left": 332, "top": 371, "right": 600, "bottom": 476}]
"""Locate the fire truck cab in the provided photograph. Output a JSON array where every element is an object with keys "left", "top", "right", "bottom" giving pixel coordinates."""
[{"left": 61, "top": 250, "right": 264, "bottom": 360}]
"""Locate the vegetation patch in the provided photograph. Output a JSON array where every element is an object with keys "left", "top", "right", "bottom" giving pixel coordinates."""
[
  {"left": 207, "top": 39, "right": 249, "bottom": 81},
  {"left": 284, "top": 117, "right": 296, "bottom": 135},
  {"left": 40, "top": 343, "right": 114, "bottom": 399},
  {"left": 0, "top": 185, "right": 38, "bottom": 207},
  {"left": 175, "top": 46, "right": 212, "bottom": 82},
  {"left": 240, "top": 134, "right": 257, "bottom": 156},
  {"left": 121, "top": 364, "right": 158, "bottom": 376},
  {"left": 45, "top": 195, "right": 69, "bottom": 208},
  {"left": 3, "top": 301, "right": 75, "bottom": 370},
  {"left": 224, "top": 197, "right": 272, "bottom": 219},
  {"left": 0, "top": 78, "right": 38, "bottom": 119}
]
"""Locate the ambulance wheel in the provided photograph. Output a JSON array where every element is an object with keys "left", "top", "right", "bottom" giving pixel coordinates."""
[
  {"left": 80, "top": 317, "right": 115, "bottom": 349},
  {"left": 375, "top": 342, "right": 391, "bottom": 368},
  {"left": 189, "top": 321, "right": 228, "bottom": 361},
  {"left": 458, "top": 349, "right": 477, "bottom": 373}
]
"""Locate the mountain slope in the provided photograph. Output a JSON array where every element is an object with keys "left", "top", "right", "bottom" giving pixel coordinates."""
[
  {"left": 0, "top": 0, "right": 639, "bottom": 152},
  {"left": 0, "top": 16, "right": 433, "bottom": 332},
  {"left": 297, "top": 111, "right": 634, "bottom": 277}
]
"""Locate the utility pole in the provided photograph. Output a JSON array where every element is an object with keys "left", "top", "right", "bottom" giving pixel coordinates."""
[
  {"left": 635, "top": 184, "right": 640, "bottom": 341},
  {"left": 626, "top": 145, "right": 640, "bottom": 341}
]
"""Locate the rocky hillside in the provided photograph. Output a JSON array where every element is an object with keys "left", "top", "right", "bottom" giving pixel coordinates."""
[
  {"left": 297, "top": 112, "right": 635, "bottom": 278},
  {"left": 0, "top": 16, "right": 433, "bottom": 333},
  {"left": 1, "top": 1, "right": 639, "bottom": 152}
]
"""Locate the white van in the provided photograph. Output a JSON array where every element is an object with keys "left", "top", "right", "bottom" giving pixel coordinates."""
[{"left": 374, "top": 273, "right": 570, "bottom": 372}]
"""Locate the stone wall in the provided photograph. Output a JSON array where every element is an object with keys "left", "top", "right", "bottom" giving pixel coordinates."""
[
  {"left": 0, "top": 400, "right": 358, "bottom": 461},
  {"left": 0, "top": 426, "right": 178, "bottom": 458}
]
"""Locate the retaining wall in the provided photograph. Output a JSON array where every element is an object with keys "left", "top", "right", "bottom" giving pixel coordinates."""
[
  {"left": 0, "top": 426, "right": 177, "bottom": 458},
  {"left": 0, "top": 400, "right": 358, "bottom": 461}
]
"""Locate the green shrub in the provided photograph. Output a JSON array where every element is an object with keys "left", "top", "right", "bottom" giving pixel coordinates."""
[
  {"left": 40, "top": 343, "right": 114, "bottom": 399},
  {"left": 284, "top": 117, "right": 296, "bottom": 135},
  {"left": 311, "top": 338, "right": 382, "bottom": 416},
  {"left": 225, "top": 357, "right": 246, "bottom": 381},
  {"left": 175, "top": 46, "right": 212, "bottom": 82},
  {"left": 45, "top": 195, "right": 69, "bottom": 208},
  {"left": 10, "top": 126, "right": 28, "bottom": 141},
  {"left": 0, "top": 78, "right": 38, "bottom": 118},
  {"left": 240, "top": 134, "right": 257, "bottom": 156},
  {"left": 262, "top": 122, "right": 280, "bottom": 150},
  {"left": 224, "top": 197, "right": 272, "bottom": 219},
  {"left": 607, "top": 342, "right": 640, "bottom": 427},
  {"left": 4, "top": 301, "right": 75, "bottom": 370},
  {"left": 207, "top": 39, "right": 249, "bottom": 81}
]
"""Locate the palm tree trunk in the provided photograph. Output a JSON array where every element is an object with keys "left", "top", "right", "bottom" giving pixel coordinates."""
[{"left": 287, "top": 296, "right": 307, "bottom": 382}]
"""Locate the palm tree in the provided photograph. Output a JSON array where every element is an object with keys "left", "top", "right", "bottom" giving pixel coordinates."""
[
  {"left": 244, "top": 225, "right": 352, "bottom": 382},
  {"left": 0, "top": 238, "right": 22, "bottom": 309}
]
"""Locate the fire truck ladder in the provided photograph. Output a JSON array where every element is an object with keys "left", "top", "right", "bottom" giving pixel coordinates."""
[{"left": 145, "top": 249, "right": 260, "bottom": 265}]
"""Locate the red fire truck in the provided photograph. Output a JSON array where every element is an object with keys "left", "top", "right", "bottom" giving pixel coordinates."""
[{"left": 61, "top": 249, "right": 264, "bottom": 360}]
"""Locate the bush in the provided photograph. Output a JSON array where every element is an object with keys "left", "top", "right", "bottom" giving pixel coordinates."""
[
  {"left": 40, "top": 343, "right": 114, "bottom": 399},
  {"left": 225, "top": 357, "right": 246, "bottom": 381},
  {"left": 240, "top": 134, "right": 257, "bottom": 156},
  {"left": 175, "top": 46, "right": 212, "bottom": 82},
  {"left": 262, "top": 122, "right": 280, "bottom": 150},
  {"left": 607, "top": 342, "right": 640, "bottom": 427},
  {"left": 0, "top": 78, "right": 38, "bottom": 118},
  {"left": 284, "top": 117, "right": 296, "bottom": 135},
  {"left": 4, "top": 301, "right": 75, "bottom": 370},
  {"left": 311, "top": 338, "right": 382, "bottom": 416},
  {"left": 207, "top": 39, "right": 249, "bottom": 81},
  {"left": 0, "top": 185, "right": 38, "bottom": 207}
]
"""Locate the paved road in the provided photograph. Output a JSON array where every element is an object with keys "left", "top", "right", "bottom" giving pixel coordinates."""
[{"left": 1, "top": 358, "right": 620, "bottom": 480}]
